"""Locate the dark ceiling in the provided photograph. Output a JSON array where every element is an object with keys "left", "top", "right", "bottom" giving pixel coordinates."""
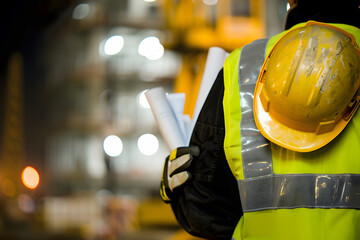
[
  {"left": 0, "top": 0, "right": 73, "bottom": 68},
  {"left": 0, "top": 0, "right": 74, "bottom": 166}
]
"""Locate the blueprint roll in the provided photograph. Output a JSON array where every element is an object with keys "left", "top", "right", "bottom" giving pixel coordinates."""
[
  {"left": 166, "top": 93, "right": 188, "bottom": 144},
  {"left": 187, "top": 47, "right": 229, "bottom": 144},
  {"left": 145, "top": 87, "right": 185, "bottom": 151}
]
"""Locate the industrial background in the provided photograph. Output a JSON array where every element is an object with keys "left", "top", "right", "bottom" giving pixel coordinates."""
[{"left": 0, "top": 0, "right": 288, "bottom": 239}]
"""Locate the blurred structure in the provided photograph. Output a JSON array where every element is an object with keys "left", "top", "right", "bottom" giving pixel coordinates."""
[
  {"left": 1, "top": 53, "right": 25, "bottom": 197},
  {"left": 0, "top": 0, "right": 289, "bottom": 239}
]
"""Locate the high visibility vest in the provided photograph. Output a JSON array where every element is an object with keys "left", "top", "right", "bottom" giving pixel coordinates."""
[{"left": 223, "top": 22, "right": 360, "bottom": 240}]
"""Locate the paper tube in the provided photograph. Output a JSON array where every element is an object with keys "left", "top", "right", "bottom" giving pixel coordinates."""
[
  {"left": 186, "top": 47, "right": 229, "bottom": 144},
  {"left": 166, "top": 93, "right": 188, "bottom": 144},
  {"left": 145, "top": 87, "right": 185, "bottom": 151}
]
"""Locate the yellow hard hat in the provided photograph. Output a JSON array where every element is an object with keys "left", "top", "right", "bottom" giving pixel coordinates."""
[{"left": 253, "top": 22, "right": 360, "bottom": 152}]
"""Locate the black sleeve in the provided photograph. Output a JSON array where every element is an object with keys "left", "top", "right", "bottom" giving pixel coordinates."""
[{"left": 170, "top": 69, "right": 243, "bottom": 240}]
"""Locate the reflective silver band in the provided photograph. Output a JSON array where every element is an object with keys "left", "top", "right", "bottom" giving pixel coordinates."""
[
  {"left": 238, "top": 39, "right": 272, "bottom": 179},
  {"left": 237, "top": 40, "right": 360, "bottom": 213},
  {"left": 239, "top": 174, "right": 360, "bottom": 212}
]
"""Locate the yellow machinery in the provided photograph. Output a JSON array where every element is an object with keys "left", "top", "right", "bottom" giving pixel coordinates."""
[
  {"left": 162, "top": 0, "right": 266, "bottom": 50},
  {"left": 161, "top": 0, "right": 266, "bottom": 117}
]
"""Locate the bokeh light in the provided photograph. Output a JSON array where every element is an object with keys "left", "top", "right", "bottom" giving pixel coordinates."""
[
  {"left": 103, "top": 135, "right": 123, "bottom": 157},
  {"left": 72, "top": 3, "right": 90, "bottom": 20},
  {"left": 22, "top": 166, "right": 40, "bottom": 190},
  {"left": 138, "top": 36, "right": 164, "bottom": 60},
  {"left": 137, "top": 90, "right": 150, "bottom": 109},
  {"left": 2, "top": 179, "right": 16, "bottom": 197},
  {"left": 203, "top": 0, "right": 218, "bottom": 5},
  {"left": 104, "top": 35, "right": 124, "bottom": 55},
  {"left": 18, "top": 194, "right": 35, "bottom": 213},
  {"left": 137, "top": 134, "right": 159, "bottom": 155}
]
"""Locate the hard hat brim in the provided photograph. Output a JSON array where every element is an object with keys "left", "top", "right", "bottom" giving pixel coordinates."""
[{"left": 253, "top": 82, "right": 356, "bottom": 152}]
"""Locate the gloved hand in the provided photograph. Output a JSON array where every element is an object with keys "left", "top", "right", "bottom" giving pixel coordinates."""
[{"left": 160, "top": 145, "right": 200, "bottom": 203}]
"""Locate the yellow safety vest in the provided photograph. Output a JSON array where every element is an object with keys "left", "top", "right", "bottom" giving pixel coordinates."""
[{"left": 223, "top": 21, "right": 360, "bottom": 240}]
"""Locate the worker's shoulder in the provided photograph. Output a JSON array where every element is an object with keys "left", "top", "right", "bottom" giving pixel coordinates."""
[{"left": 227, "top": 37, "right": 270, "bottom": 61}]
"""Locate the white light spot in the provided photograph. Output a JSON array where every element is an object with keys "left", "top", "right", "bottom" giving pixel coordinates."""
[
  {"left": 104, "top": 35, "right": 124, "bottom": 56},
  {"left": 203, "top": 0, "right": 218, "bottom": 5},
  {"left": 137, "top": 134, "right": 159, "bottom": 156},
  {"left": 138, "top": 36, "right": 164, "bottom": 60},
  {"left": 286, "top": 3, "right": 291, "bottom": 11},
  {"left": 103, "top": 135, "right": 123, "bottom": 157},
  {"left": 17, "top": 194, "right": 35, "bottom": 213},
  {"left": 137, "top": 90, "right": 150, "bottom": 109},
  {"left": 72, "top": 3, "right": 90, "bottom": 20}
]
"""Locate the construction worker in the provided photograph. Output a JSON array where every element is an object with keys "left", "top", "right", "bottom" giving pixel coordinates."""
[{"left": 161, "top": 0, "right": 360, "bottom": 239}]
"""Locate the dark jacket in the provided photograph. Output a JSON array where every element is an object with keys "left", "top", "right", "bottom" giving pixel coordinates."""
[{"left": 170, "top": 69, "right": 243, "bottom": 240}]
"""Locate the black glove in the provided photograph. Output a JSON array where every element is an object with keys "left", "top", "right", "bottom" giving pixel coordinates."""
[{"left": 160, "top": 145, "right": 200, "bottom": 202}]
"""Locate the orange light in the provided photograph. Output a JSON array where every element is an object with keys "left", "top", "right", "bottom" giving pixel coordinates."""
[
  {"left": 21, "top": 166, "right": 40, "bottom": 189},
  {"left": 2, "top": 179, "right": 16, "bottom": 197}
]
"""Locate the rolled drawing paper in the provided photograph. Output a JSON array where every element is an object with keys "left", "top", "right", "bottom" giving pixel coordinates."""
[
  {"left": 187, "top": 47, "right": 229, "bottom": 144},
  {"left": 145, "top": 87, "right": 185, "bottom": 151}
]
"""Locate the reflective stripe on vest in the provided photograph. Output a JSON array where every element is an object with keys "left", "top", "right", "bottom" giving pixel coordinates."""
[
  {"left": 237, "top": 38, "right": 360, "bottom": 213},
  {"left": 238, "top": 38, "right": 272, "bottom": 179},
  {"left": 240, "top": 174, "right": 360, "bottom": 212}
]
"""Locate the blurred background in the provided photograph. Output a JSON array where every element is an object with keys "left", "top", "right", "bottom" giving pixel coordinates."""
[{"left": 0, "top": 0, "right": 289, "bottom": 239}]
